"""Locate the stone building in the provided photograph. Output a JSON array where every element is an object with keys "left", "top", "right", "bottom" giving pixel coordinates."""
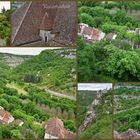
[{"left": 12, "top": 1, "right": 77, "bottom": 46}]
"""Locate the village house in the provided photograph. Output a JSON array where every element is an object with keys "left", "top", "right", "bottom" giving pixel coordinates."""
[
  {"left": 14, "top": 119, "right": 24, "bottom": 126},
  {"left": 0, "top": 106, "right": 14, "bottom": 124},
  {"left": 127, "top": 28, "right": 140, "bottom": 35},
  {"left": 135, "top": 28, "right": 140, "bottom": 35},
  {"left": 106, "top": 33, "right": 117, "bottom": 40},
  {"left": 12, "top": 1, "right": 77, "bottom": 46},
  {"left": 44, "top": 117, "right": 76, "bottom": 139},
  {"left": 78, "top": 23, "right": 105, "bottom": 43}
]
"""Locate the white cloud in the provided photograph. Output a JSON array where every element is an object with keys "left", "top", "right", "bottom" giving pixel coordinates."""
[
  {"left": 0, "top": 1, "right": 10, "bottom": 13},
  {"left": 78, "top": 83, "right": 112, "bottom": 91},
  {"left": 0, "top": 47, "right": 61, "bottom": 55}
]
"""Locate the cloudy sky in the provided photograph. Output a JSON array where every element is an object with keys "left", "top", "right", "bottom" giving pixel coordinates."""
[
  {"left": 0, "top": 1, "right": 10, "bottom": 12},
  {"left": 0, "top": 47, "right": 60, "bottom": 55},
  {"left": 78, "top": 83, "right": 112, "bottom": 91}
]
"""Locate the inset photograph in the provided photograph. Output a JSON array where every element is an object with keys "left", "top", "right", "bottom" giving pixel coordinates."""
[
  {"left": 0, "top": 47, "right": 76, "bottom": 139},
  {"left": 78, "top": 83, "right": 113, "bottom": 139},
  {"left": 0, "top": 1, "right": 11, "bottom": 46},
  {"left": 11, "top": 1, "right": 77, "bottom": 47},
  {"left": 78, "top": 1, "right": 140, "bottom": 82},
  {"left": 114, "top": 83, "right": 140, "bottom": 139}
]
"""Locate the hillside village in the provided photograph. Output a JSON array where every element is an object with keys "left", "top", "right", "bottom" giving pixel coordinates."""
[
  {"left": 78, "top": 23, "right": 140, "bottom": 48},
  {"left": 0, "top": 106, "right": 75, "bottom": 139},
  {"left": 0, "top": 106, "right": 14, "bottom": 125},
  {"left": 0, "top": 48, "right": 76, "bottom": 139},
  {"left": 78, "top": 1, "right": 140, "bottom": 82}
]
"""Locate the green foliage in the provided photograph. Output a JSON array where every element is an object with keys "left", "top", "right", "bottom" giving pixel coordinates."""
[
  {"left": 78, "top": 2, "right": 140, "bottom": 82},
  {"left": 78, "top": 91, "right": 97, "bottom": 126},
  {"left": 101, "top": 23, "right": 128, "bottom": 34},
  {"left": 0, "top": 49, "right": 76, "bottom": 139},
  {"left": 11, "top": 130, "right": 24, "bottom": 139},
  {"left": 0, "top": 10, "right": 11, "bottom": 46},
  {"left": 64, "top": 120, "right": 76, "bottom": 132},
  {"left": 80, "top": 116, "right": 112, "bottom": 139},
  {"left": 114, "top": 85, "right": 140, "bottom": 133},
  {"left": 12, "top": 49, "right": 76, "bottom": 95},
  {"left": 0, "top": 99, "right": 9, "bottom": 109},
  {"left": 78, "top": 38, "right": 96, "bottom": 82},
  {"left": 78, "top": 37, "right": 140, "bottom": 82}
]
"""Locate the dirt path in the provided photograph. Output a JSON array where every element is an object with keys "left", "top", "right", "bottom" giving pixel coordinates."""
[{"left": 45, "top": 89, "right": 76, "bottom": 101}]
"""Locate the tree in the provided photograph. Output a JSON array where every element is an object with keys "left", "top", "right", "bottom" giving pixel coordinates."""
[
  {"left": 125, "top": 33, "right": 136, "bottom": 49},
  {"left": 0, "top": 99, "right": 9, "bottom": 110},
  {"left": 93, "top": 17, "right": 103, "bottom": 28},
  {"left": 105, "top": 50, "right": 140, "bottom": 81},
  {"left": 79, "top": 13, "right": 94, "bottom": 27},
  {"left": 11, "top": 130, "right": 24, "bottom": 139},
  {"left": 78, "top": 38, "right": 96, "bottom": 82},
  {"left": 1, "top": 7, "right": 6, "bottom": 13}
]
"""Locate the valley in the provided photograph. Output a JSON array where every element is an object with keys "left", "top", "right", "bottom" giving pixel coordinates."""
[
  {"left": 0, "top": 48, "right": 76, "bottom": 139},
  {"left": 78, "top": 84, "right": 113, "bottom": 139}
]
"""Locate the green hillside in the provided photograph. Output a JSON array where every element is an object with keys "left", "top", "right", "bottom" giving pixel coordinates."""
[
  {"left": 114, "top": 84, "right": 140, "bottom": 133},
  {"left": 78, "top": 1, "right": 140, "bottom": 82},
  {"left": 8, "top": 49, "right": 76, "bottom": 95},
  {"left": 0, "top": 48, "right": 76, "bottom": 139}
]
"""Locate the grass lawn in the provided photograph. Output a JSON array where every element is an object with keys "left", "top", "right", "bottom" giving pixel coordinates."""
[{"left": 6, "top": 82, "right": 28, "bottom": 95}]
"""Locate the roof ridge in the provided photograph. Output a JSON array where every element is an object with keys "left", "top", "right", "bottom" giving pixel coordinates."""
[
  {"left": 52, "top": 7, "right": 58, "bottom": 29},
  {"left": 12, "top": 2, "right": 32, "bottom": 43}
]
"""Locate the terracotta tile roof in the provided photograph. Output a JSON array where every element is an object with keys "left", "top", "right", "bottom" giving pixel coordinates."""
[
  {"left": 12, "top": 1, "right": 77, "bottom": 46},
  {"left": 79, "top": 24, "right": 104, "bottom": 41},
  {"left": 12, "top": 2, "right": 30, "bottom": 43},
  {"left": 40, "top": 13, "right": 54, "bottom": 30},
  {"left": 2, "top": 112, "right": 11, "bottom": 123},
  {"left": 52, "top": 1, "right": 77, "bottom": 45},
  {"left": 20, "top": 40, "right": 46, "bottom": 47},
  {"left": 0, "top": 109, "right": 5, "bottom": 117},
  {"left": 82, "top": 26, "right": 93, "bottom": 36},
  {"left": 0, "top": 107, "right": 13, "bottom": 124},
  {"left": 20, "top": 40, "right": 64, "bottom": 47},
  {"left": 45, "top": 118, "right": 76, "bottom": 139},
  {"left": 45, "top": 118, "right": 65, "bottom": 138}
]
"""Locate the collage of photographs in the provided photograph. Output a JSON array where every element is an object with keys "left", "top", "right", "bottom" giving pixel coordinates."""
[{"left": 0, "top": 0, "right": 140, "bottom": 139}]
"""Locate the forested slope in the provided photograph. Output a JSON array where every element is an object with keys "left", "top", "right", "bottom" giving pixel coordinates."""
[{"left": 78, "top": 2, "right": 140, "bottom": 82}]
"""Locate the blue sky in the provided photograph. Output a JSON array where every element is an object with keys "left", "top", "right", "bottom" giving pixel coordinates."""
[{"left": 78, "top": 83, "right": 112, "bottom": 91}]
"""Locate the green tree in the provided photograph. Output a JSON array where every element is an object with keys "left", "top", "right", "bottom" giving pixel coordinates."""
[{"left": 11, "top": 130, "right": 24, "bottom": 139}]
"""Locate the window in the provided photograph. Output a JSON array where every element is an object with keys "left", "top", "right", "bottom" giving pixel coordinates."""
[{"left": 45, "top": 36, "right": 48, "bottom": 42}]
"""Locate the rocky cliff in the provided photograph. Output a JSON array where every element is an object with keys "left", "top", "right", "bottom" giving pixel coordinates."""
[
  {"left": 114, "top": 129, "right": 140, "bottom": 139},
  {"left": 0, "top": 53, "right": 32, "bottom": 68}
]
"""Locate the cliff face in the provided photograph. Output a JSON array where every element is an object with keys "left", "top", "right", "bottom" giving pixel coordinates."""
[
  {"left": 114, "top": 129, "right": 140, "bottom": 139},
  {"left": 0, "top": 53, "right": 32, "bottom": 68}
]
